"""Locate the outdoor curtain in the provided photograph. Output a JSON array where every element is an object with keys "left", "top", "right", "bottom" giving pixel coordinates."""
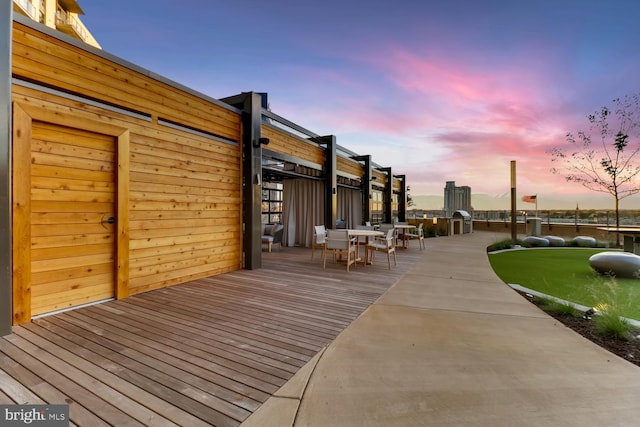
[
  {"left": 283, "top": 180, "right": 364, "bottom": 247},
  {"left": 337, "top": 187, "right": 363, "bottom": 229},
  {"left": 283, "top": 179, "right": 325, "bottom": 247}
]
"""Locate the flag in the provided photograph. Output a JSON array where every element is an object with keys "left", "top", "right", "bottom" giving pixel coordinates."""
[{"left": 522, "top": 195, "right": 537, "bottom": 204}]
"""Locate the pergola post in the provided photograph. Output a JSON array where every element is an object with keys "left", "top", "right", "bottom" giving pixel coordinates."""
[
  {"left": 317, "top": 136, "right": 337, "bottom": 229},
  {"left": 0, "top": 6, "right": 12, "bottom": 335},
  {"left": 397, "top": 174, "right": 406, "bottom": 222},
  {"left": 380, "top": 167, "right": 392, "bottom": 223},
  {"left": 220, "top": 92, "right": 265, "bottom": 270},
  {"left": 352, "top": 155, "right": 372, "bottom": 224}
]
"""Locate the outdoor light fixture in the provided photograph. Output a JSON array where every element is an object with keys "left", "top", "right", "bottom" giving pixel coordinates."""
[{"left": 253, "top": 137, "right": 270, "bottom": 148}]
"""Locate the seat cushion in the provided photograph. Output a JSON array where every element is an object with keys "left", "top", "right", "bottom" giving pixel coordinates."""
[{"left": 262, "top": 235, "right": 274, "bottom": 243}]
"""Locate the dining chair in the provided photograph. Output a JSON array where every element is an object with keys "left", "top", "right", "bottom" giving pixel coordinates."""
[
  {"left": 404, "top": 223, "right": 425, "bottom": 250},
  {"left": 367, "top": 227, "right": 397, "bottom": 269},
  {"left": 379, "top": 223, "right": 398, "bottom": 246},
  {"left": 354, "top": 224, "right": 373, "bottom": 260},
  {"left": 323, "top": 229, "right": 357, "bottom": 272},
  {"left": 311, "top": 225, "right": 326, "bottom": 260}
]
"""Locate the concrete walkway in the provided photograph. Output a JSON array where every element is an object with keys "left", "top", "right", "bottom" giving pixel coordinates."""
[{"left": 241, "top": 231, "right": 640, "bottom": 426}]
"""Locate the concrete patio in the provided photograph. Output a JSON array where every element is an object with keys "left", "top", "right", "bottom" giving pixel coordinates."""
[{"left": 243, "top": 231, "right": 640, "bottom": 427}]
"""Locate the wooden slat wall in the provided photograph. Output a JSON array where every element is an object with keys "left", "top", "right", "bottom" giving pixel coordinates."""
[
  {"left": 372, "top": 170, "right": 387, "bottom": 186},
  {"left": 337, "top": 155, "right": 363, "bottom": 179},
  {"left": 393, "top": 177, "right": 402, "bottom": 192},
  {"left": 10, "top": 21, "right": 242, "bottom": 322},
  {"left": 12, "top": 23, "right": 239, "bottom": 141},
  {"left": 261, "top": 125, "right": 325, "bottom": 166}
]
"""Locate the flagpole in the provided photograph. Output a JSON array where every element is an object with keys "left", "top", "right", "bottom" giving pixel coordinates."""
[
  {"left": 535, "top": 195, "right": 538, "bottom": 218},
  {"left": 510, "top": 161, "right": 517, "bottom": 246}
]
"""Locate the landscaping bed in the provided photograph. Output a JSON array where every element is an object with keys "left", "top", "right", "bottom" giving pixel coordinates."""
[{"left": 517, "top": 290, "right": 640, "bottom": 368}]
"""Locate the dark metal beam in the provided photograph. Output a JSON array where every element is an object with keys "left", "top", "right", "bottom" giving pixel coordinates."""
[
  {"left": 315, "top": 136, "right": 337, "bottom": 229},
  {"left": 379, "top": 167, "right": 392, "bottom": 223},
  {"left": 396, "top": 174, "right": 406, "bottom": 222},
  {"left": 220, "top": 92, "right": 264, "bottom": 270},
  {"left": 352, "top": 155, "right": 371, "bottom": 224},
  {"left": 0, "top": 7, "right": 12, "bottom": 335}
]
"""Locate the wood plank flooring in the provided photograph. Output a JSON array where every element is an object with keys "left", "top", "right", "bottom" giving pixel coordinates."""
[{"left": 0, "top": 244, "right": 426, "bottom": 426}]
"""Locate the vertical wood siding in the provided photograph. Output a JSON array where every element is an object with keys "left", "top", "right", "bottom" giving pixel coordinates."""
[{"left": 11, "top": 21, "right": 242, "bottom": 322}]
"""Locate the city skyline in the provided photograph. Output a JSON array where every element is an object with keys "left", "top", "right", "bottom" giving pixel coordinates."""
[{"left": 80, "top": 1, "right": 640, "bottom": 209}]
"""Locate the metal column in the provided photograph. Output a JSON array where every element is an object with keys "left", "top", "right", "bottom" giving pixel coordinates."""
[
  {"left": 380, "top": 167, "right": 392, "bottom": 223},
  {"left": 0, "top": 6, "right": 12, "bottom": 335},
  {"left": 352, "top": 155, "right": 372, "bottom": 224},
  {"left": 220, "top": 92, "right": 264, "bottom": 270},
  {"left": 317, "top": 136, "right": 337, "bottom": 229}
]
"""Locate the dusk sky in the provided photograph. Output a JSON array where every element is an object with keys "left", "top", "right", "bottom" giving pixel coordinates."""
[{"left": 80, "top": 0, "right": 640, "bottom": 210}]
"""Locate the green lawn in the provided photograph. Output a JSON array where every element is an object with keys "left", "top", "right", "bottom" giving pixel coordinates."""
[{"left": 488, "top": 248, "right": 640, "bottom": 320}]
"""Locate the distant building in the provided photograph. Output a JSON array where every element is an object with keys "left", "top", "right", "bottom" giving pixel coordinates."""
[
  {"left": 444, "top": 181, "right": 471, "bottom": 217},
  {"left": 13, "top": 0, "right": 100, "bottom": 48}
]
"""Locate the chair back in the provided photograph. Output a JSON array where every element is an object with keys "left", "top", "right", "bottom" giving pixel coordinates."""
[
  {"left": 383, "top": 227, "right": 395, "bottom": 247},
  {"left": 417, "top": 223, "right": 424, "bottom": 232},
  {"left": 314, "top": 225, "right": 326, "bottom": 244},
  {"left": 379, "top": 223, "right": 394, "bottom": 233},
  {"left": 365, "top": 221, "right": 372, "bottom": 227},
  {"left": 326, "top": 229, "right": 350, "bottom": 250}
]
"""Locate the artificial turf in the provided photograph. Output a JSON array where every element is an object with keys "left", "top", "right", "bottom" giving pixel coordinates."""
[{"left": 488, "top": 247, "right": 640, "bottom": 320}]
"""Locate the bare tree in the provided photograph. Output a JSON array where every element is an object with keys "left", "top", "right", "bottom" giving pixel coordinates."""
[{"left": 550, "top": 94, "right": 640, "bottom": 245}]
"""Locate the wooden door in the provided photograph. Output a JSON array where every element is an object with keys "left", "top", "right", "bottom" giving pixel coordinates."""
[{"left": 29, "top": 121, "right": 116, "bottom": 316}]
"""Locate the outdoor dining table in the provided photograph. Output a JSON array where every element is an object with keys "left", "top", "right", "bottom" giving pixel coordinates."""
[
  {"left": 347, "top": 229, "right": 384, "bottom": 265},
  {"left": 393, "top": 224, "right": 416, "bottom": 248}
]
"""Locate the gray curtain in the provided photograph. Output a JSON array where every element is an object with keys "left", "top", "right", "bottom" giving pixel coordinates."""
[
  {"left": 283, "top": 179, "right": 325, "bottom": 247},
  {"left": 337, "top": 187, "right": 363, "bottom": 229}
]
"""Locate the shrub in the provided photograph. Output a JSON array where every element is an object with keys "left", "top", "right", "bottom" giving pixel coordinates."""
[
  {"left": 486, "top": 238, "right": 528, "bottom": 252},
  {"left": 424, "top": 226, "right": 437, "bottom": 238},
  {"left": 593, "top": 309, "right": 637, "bottom": 340},
  {"left": 589, "top": 278, "right": 639, "bottom": 339},
  {"left": 537, "top": 297, "right": 581, "bottom": 317}
]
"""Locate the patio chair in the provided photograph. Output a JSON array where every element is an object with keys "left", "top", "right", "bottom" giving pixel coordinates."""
[
  {"left": 311, "top": 225, "right": 326, "bottom": 260},
  {"left": 379, "top": 223, "right": 398, "bottom": 246},
  {"left": 404, "top": 223, "right": 425, "bottom": 250},
  {"left": 354, "top": 224, "right": 373, "bottom": 258},
  {"left": 323, "top": 229, "right": 357, "bottom": 272},
  {"left": 262, "top": 224, "right": 284, "bottom": 252},
  {"left": 367, "top": 227, "right": 397, "bottom": 269}
]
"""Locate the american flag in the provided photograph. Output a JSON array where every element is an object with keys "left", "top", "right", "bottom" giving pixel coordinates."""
[{"left": 522, "top": 195, "right": 537, "bottom": 203}]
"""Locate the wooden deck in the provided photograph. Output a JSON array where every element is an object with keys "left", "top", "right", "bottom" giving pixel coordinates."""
[{"left": 0, "top": 244, "right": 426, "bottom": 426}]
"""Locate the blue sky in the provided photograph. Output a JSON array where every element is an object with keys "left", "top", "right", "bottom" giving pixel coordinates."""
[{"left": 80, "top": 0, "right": 640, "bottom": 209}]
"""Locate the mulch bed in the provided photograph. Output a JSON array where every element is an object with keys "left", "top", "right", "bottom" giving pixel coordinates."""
[{"left": 516, "top": 291, "right": 640, "bottom": 368}]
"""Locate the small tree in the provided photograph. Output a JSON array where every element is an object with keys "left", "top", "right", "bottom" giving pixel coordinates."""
[
  {"left": 406, "top": 185, "right": 415, "bottom": 208},
  {"left": 550, "top": 94, "right": 640, "bottom": 245}
]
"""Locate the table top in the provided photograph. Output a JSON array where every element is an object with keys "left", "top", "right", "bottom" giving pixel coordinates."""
[
  {"left": 597, "top": 227, "right": 640, "bottom": 234},
  {"left": 393, "top": 224, "right": 416, "bottom": 229},
  {"left": 347, "top": 229, "right": 384, "bottom": 237}
]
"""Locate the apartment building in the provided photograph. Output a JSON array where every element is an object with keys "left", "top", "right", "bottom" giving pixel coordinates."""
[
  {"left": 444, "top": 180, "right": 472, "bottom": 217},
  {"left": 12, "top": 0, "right": 100, "bottom": 48}
]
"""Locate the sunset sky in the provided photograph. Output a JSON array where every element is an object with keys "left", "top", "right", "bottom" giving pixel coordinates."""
[{"left": 81, "top": 0, "right": 640, "bottom": 210}]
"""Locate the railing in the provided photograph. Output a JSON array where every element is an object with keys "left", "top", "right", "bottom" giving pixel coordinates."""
[
  {"left": 55, "top": 8, "right": 89, "bottom": 42},
  {"left": 14, "top": 0, "right": 37, "bottom": 20}
]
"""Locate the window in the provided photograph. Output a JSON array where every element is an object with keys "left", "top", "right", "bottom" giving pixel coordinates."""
[
  {"left": 370, "top": 189, "right": 383, "bottom": 224},
  {"left": 261, "top": 182, "right": 283, "bottom": 224}
]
